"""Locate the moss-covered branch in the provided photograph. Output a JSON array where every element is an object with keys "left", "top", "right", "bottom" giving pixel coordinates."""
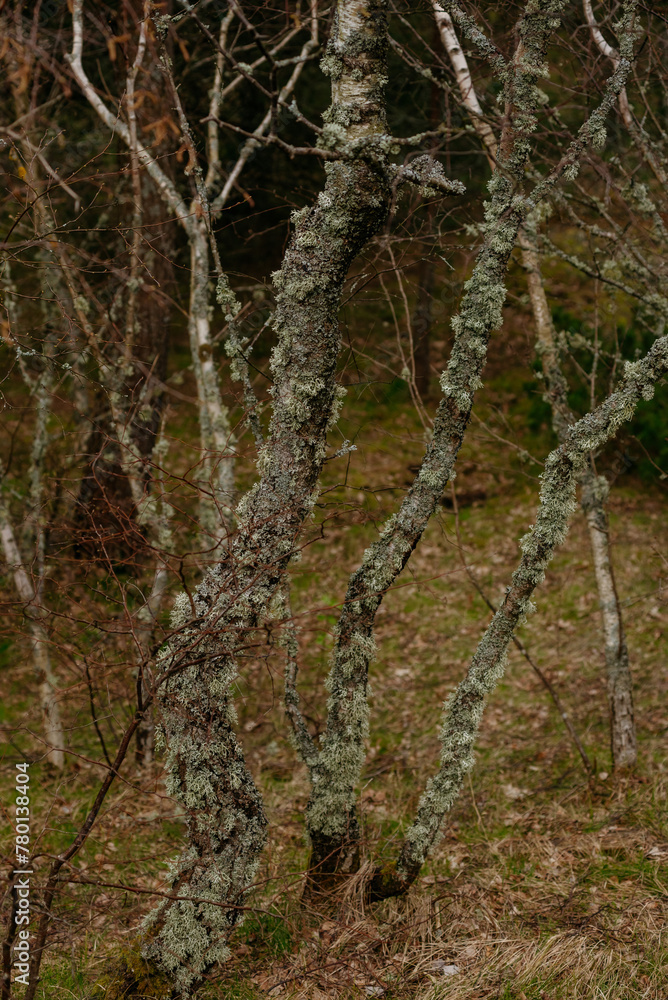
[{"left": 379, "top": 332, "right": 666, "bottom": 894}]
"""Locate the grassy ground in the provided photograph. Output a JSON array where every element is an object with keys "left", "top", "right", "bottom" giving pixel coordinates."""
[
  {"left": 3, "top": 447, "right": 666, "bottom": 999},
  {"left": 1, "top": 282, "right": 667, "bottom": 999}
]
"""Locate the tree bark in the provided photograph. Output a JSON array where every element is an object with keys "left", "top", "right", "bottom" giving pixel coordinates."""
[
  {"left": 0, "top": 510, "right": 65, "bottom": 770},
  {"left": 437, "top": 0, "right": 638, "bottom": 773},
  {"left": 523, "top": 235, "right": 637, "bottom": 770},
  {"left": 303, "top": 0, "right": 571, "bottom": 890},
  {"left": 135, "top": 1, "right": 393, "bottom": 991},
  {"left": 581, "top": 478, "right": 637, "bottom": 768},
  {"left": 187, "top": 226, "right": 236, "bottom": 538},
  {"left": 368, "top": 328, "right": 666, "bottom": 901},
  {"left": 300, "top": 0, "right": 639, "bottom": 895}
]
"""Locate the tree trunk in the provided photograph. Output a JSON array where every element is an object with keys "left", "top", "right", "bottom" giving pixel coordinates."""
[
  {"left": 301, "top": 0, "right": 636, "bottom": 895},
  {"left": 133, "top": 1, "right": 393, "bottom": 990},
  {"left": 0, "top": 514, "right": 65, "bottom": 770},
  {"left": 581, "top": 475, "right": 637, "bottom": 769},
  {"left": 187, "top": 226, "right": 236, "bottom": 540},
  {"left": 523, "top": 236, "right": 637, "bottom": 771},
  {"left": 367, "top": 332, "right": 667, "bottom": 901}
]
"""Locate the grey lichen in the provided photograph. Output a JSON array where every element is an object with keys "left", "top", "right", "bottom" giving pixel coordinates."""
[
  {"left": 216, "top": 273, "right": 241, "bottom": 323},
  {"left": 398, "top": 155, "right": 466, "bottom": 198}
]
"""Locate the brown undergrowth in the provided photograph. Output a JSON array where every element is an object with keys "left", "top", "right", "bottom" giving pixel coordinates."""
[
  {"left": 10, "top": 475, "right": 665, "bottom": 1000},
  {"left": 1, "top": 311, "right": 666, "bottom": 1000}
]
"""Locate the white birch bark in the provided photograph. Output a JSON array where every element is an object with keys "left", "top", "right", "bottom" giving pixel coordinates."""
[
  {"left": 187, "top": 228, "right": 236, "bottom": 535},
  {"left": 432, "top": 1, "right": 497, "bottom": 167},
  {"left": 205, "top": 8, "right": 236, "bottom": 192},
  {"left": 581, "top": 477, "right": 637, "bottom": 767}
]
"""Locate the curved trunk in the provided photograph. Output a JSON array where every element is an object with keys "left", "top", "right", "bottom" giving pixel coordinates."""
[
  {"left": 136, "top": 1, "right": 392, "bottom": 991},
  {"left": 368, "top": 332, "right": 666, "bottom": 901},
  {"left": 301, "top": 0, "right": 639, "bottom": 898},
  {"left": 303, "top": 0, "right": 566, "bottom": 892}
]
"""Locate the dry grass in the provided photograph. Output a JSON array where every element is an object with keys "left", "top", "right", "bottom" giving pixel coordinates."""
[{"left": 2, "top": 356, "right": 667, "bottom": 1000}]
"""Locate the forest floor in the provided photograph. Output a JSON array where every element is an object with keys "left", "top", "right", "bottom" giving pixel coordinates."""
[{"left": 1, "top": 302, "right": 667, "bottom": 1000}]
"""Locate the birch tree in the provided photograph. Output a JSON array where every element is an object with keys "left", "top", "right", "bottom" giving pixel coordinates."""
[
  {"left": 1, "top": 7, "right": 174, "bottom": 772},
  {"left": 67, "top": 0, "right": 238, "bottom": 542},
  {"left": 0, "top": 357, "right": 64, "bottom": 770}
]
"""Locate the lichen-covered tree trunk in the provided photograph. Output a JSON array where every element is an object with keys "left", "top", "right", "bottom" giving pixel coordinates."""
[
  {"left": 436, "top": 0, "right": 638, "bottom": 773},
  {"left": 126, "top": 2, "right": 393, "bottom": 993},
  {"left": 299, "top": 0, "right": 641, "bottom": 897},
  {"left": 366, "top": 329, "right": 666, "bottom": 902},
  {"left": 301, "top": 0, "right": 572, "bottom": 892}
]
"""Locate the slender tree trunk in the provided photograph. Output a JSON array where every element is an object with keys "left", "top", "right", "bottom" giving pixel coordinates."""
[
  {"left": 438, "top": 0, "right": 639, "bottom": 774},
  {"left": 0, "top": 258, "right": 65, "bottom": 767},
  {"left": 133, "top": 481, "right": 172, "bottom": 770},
  {"left": 28, "top": 623, "right": 65, "bottom": 770},
  {"left": 523, "top": 237, "right": 637, "bottom": 770},
  {"left": 187, "top": 226, "right": 236, "bottom": 539},
  {"left": 365, "top": 329, "right": 666, "bottom": 902},
  {"left": 0, "top": 512, "right": 65, "bottom": 770},
  {"left": 581, "top": 476, "right": 637, "bottom": 768},
  {"left": 302, "top": 9, "right": 544, "bottom": 884}
]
